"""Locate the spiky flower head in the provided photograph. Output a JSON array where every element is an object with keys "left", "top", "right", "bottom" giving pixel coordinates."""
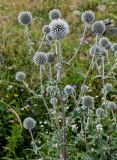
[
  {"left": 15, "top": 71, "right": 26, "bottom": 82},
  {"left": 111, "top": 43, "right": 117, "bottom": 52},
  {"left": 46, "top": 86, "right": 53, "bottom": 93},
  {"left": 92, "top": 21, "right": 106, "bottom": 34},
  {"left": 96, "top": 124, "right": 103, "bottom": 132},
  {"left": 42, "top": 25, "right": 51, "bottom": 35},
  {"left": 81, "top": 10, "right": 95, "bottom": 24},
  {"left": 47, "top": 52, "right": 55, "bottom": 63},
  {"left": 81, "top": 85, "right": 88, "bottom": 93},
  {"left": 96, "top": 108, "right": 104, "bottom": 117},
  {"left": 99, "top": 37, "right": 110, "bottom": 48},
  {"left": 33, "top": 51, "right": 47, "bottom": 65},
  {"left": 23, "top": 117, "right": 36, "bottom": 130},
  {"left": 49, "top": 19, "right": 69, "bottom": 40},
  {"left": 82, "top": 96, "right": 94, "bottom": 108},
  {"left": 107, "top": 101, "right": 117, "bottom": 111},
  {"left": 114, "top": 51, "right": 117, "bottom": 58},
  {"left": 50, "top": 97, "right": 58, "bottom": 105},
  {"left": 90, "top": 45, "right": 101, "bottom": 56},
  {"left": 18, "top": 11, "right": 32, "bottom": 25},
  {"left": 49, "top": 9, "right": 61, "bottom": 20},
  {"left": 64, "top": 85, "right": 74, "bottom": 95},
  {"left": 103, "top": 83, "right": 113, "bottom": 93},
  {"left": 46, "top": 34, "right": 53, "bottom": 41}
]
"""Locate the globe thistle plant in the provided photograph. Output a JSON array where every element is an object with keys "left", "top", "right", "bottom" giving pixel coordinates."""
[
  {"left": 107, "top": 101, "right": 117, "bottom": 111},
  {"left": 101, "top": 48, "right": 108, "bottom": 56},
  {"left": 92, "top": 21, "right": 106, "bottom": 34},
  {"left": 64, "top": 85, "right": 74, "bottom": 95},
  {"left": 81, "top": 10, "right": 95, "bottom": 24},
  {"left": 81, "top": 85, "right": 88, "bottom": 93},
  {"left": 99, "top": 37, "right": 110, "bottom": 49},
  {"left": 49, "top": 9, "right": 61, "bottom": 20},
  {"left": 82, "top": 96, "right": 94, "bottom": 108},
  {"left": 49, "top": 19, "right": 69, "bottom": 40},
  {"left": 103, "top": 83, "right": 113, "bottom": 93},
  {"left": 111, "top": 43, "right": 117, "bottom": 52},
  {"left": 23, "top": 117, "right": 36, "bottom": 130},
  {"left": 90, "top": 45, "right": 101, "bottom": 56},
  {"left": 46, "top": 34, "right": 53, "bottom": 42},
  {"left": 18, "top": 11, "right": 32, "bottom": 25},
  {"left": 15, "top": 71, "right": 26, "bottom": 82},
  {"left": 33, "top": 51, "right": 47, "bottom": 65},
  {"left": 46, "top": 86, "right": 54, "bottom": 94},
  {"left": 50, "top": 97, "right": 58, "bottom": 105},
  {"left": 42, "top": 25, "right": 51, "bottom": 35},
  {"left": 47, "top": 52, "right": 55, "bottom": 63},
  {"left": 96, "top": 108, "right": 104, "bottom": 117}
]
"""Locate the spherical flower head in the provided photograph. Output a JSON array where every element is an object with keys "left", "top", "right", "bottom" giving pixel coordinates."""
[
  {"left": 23, "top": 117, "right": 36, "bottom": 130},
  {"left": 46, "top": 34, "right": 53, "bottom": 41},
  {"left": 82, "top": 96, "right": 94, "bottom": 108},
  {"left": 33, "top": 51, "right": 47, "bottom": 65},
  {"left": 107, "top": 101, "right": 117, "bottom": 111},
  {"left": 103, "top": 83, "right": 113, "bottom": 93},
  {"left": 114, "top": 51, "right": 117, "bottom": 58},
  {"left": 90, "top": 45, "right": 101, "bottom": 56},
  {"left": 99, "top": 37, "right": 110, "bottom": 48},
  {"left": 49, "top": 19, "right": 69, "bottom": 40},
  {"left": 81, "top": 10, "right": 95, "bottom": 24},
  {"left": 49, "top": 9, "right": 61, "bottom": 20},
  {"left": 46, "top": 86, "right": 53, "bottom": 93},
  {"left": 42, "top": 25, "right": 51, "bottom": 35},
  {"left": 47, "top": 52, "right": 55, "bottom": 63},
  {"left": 101, "top": 49, "right": 108, "bottom": 56},
  {"left": 96, "top": 124, "right": 103, "bottom": 132},
  {"left": 18, "top": 11, "right": 32, "bottom": 25},
  {"left": 50, "top": 97, "right": 58, "bottom": 105},
  {"left": 111, "top": 43, "right": 117, "bottom": 52},
  {"left": 15, "top": 71, "right": 26, "bottom": 82},
  {"left": 64, "top": 85, "right": 74, "bottom": 95},
  {"left": 81, "top": 85, "right": 88, "bottom": 92},
  {"left": 96, "top": 108, "right": 104, "bottom": 117},
  {"left": 92, "top": 21, "right": 106, "bottom": 34}
]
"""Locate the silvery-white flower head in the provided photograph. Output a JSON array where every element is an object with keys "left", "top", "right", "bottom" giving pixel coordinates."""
[
  {"left": 103, "top": 83, "right": 113, "bottom": 93},
  {"left": 107, "top": 101, "right": 117, "bottom": 111},
  {"left": 42, "top": 25, "right": 51, "bottom": 35},
  {"left": 96, "top": 108, "right": 104, "bottom": 117},
  {"left": 90, "top": 45, "right": 101, "bottom": 56},
  {"left": 49, "top": 9, "right": 61, "bottom": 20},
  {"left": 99, "top": 37, "right": 110, "bottom": 49},
  {"left": 64, "top": 85, "right": 74, "bottom": 95},
  {"left": 47, "top": 52, "right": 55, "bottom": 63},
  {"left": 46, "top": 86, "right": 53, "bottom": 94},
  {"left": 81, "top": 10, "right": 95, "bottom": 24},
  {"left": 92, "top": 21, "right": 106, "bottom": 34},
  {"left": 33, "top": 51, "right": 47, "bottom": 65},
  {"left": 18, "top": 11, "right": 32, "bottom": 25},
  {"left": 81, "top": 85, "right": 88, "bottom": 93},
  {"left": 111, "top": 43, "right": 117, "bottom": 52},
  {"left": 49, "top": 19, "right": 69, "bottom": 40},
  {"left": 82, "top": 96, "right": 94, "bottom": 108},
  {"left": 96, "top": 124, "right": 103, "bottom": 132},
  {"left": 15, "top": 71, "right": 26, "bottom": 82},
  {"left": 114, "top": 51, "right": 117, "bottom": 58},
  {"left": 50, "top": 97, "right": 58, "bottom": 105},
  {"left": 23, "top": 117, "right": 36, "bottom": 130},
  {"left": 46, "top": 34, "right": 53, "bottom": 42}
]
